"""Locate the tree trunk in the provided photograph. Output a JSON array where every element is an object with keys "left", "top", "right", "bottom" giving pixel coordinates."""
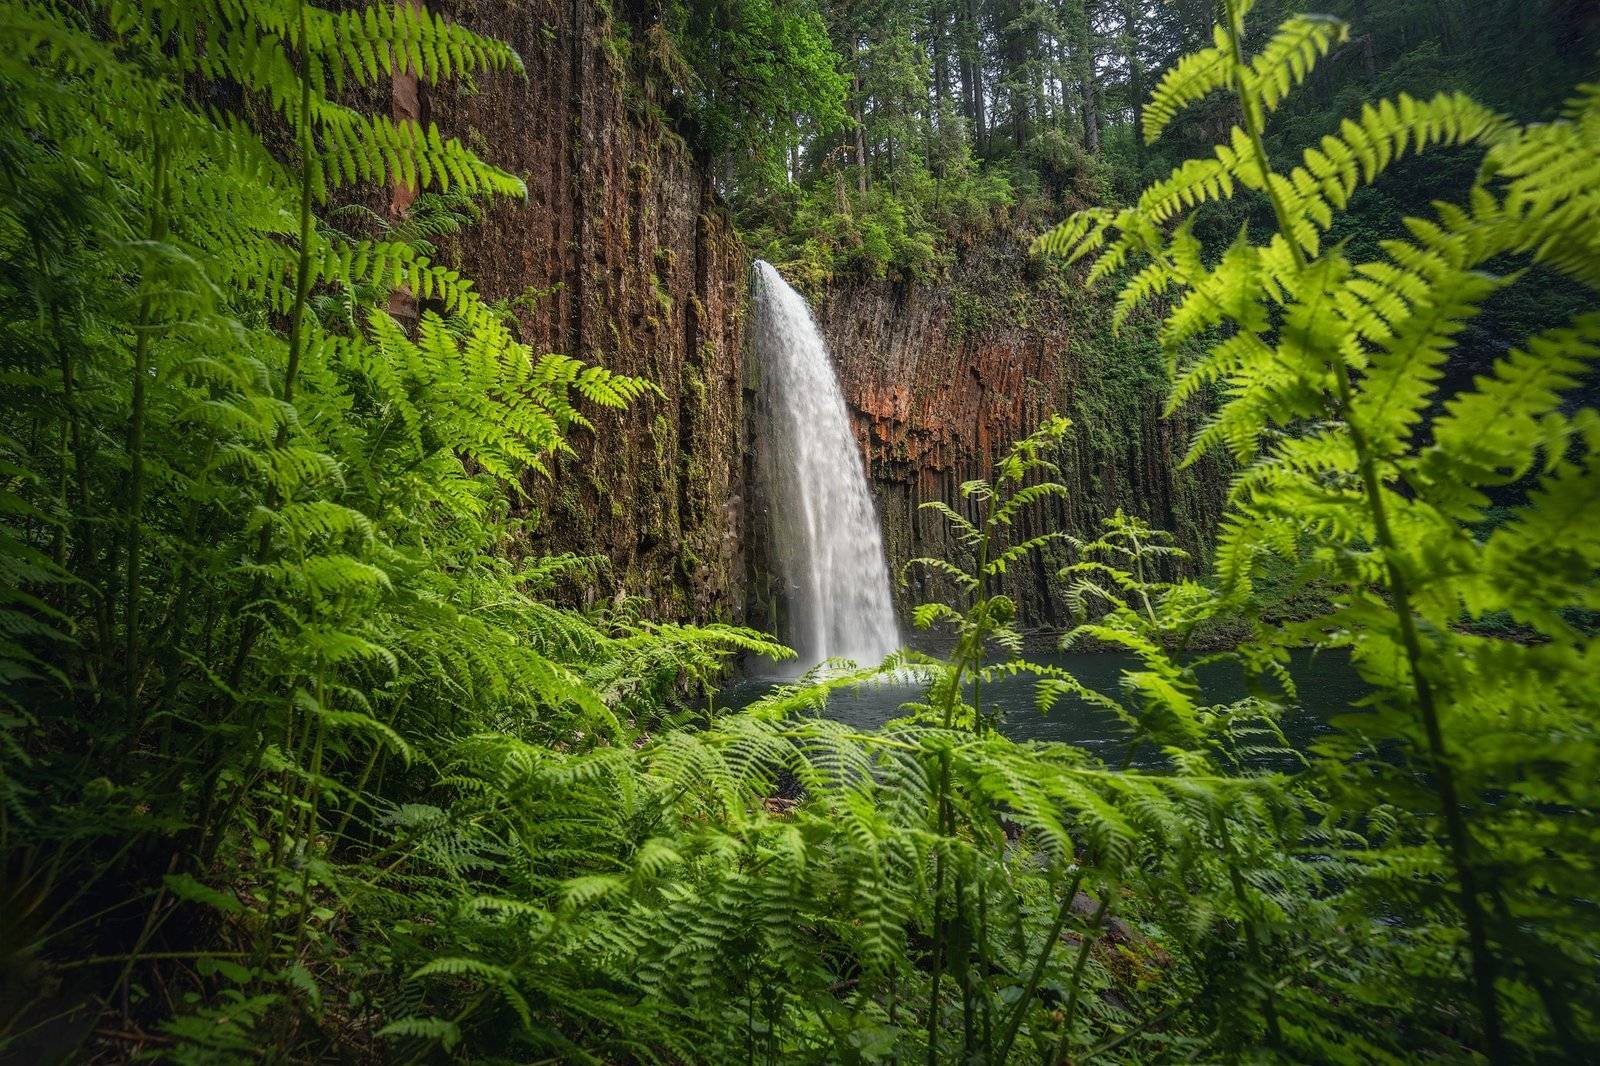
[
  {"left": 998, "top": 0, "right": 1032, "bottom": 149},
  {"left": 1121, "top": 0, "right": 1143, "bottom": 156},
  {"left": 958, "top": 0, "right": 979, "bottom": 151},
  {"left": 852, "top": 59, "right": 869, "bottom": 194},
  {"left": 1056, "top": 33, "right": 1070, "bottom": 129},
  {"left": 1081, "top": 77, "right": 1099, "bottom": 152},
  {"left": 1073, "top": 0, "right": 1099, "bottom": 152}
]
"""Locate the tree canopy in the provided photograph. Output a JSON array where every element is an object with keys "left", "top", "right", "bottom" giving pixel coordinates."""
[{"left": 629, "top": 0, "right": 1598, "bottom": 282}]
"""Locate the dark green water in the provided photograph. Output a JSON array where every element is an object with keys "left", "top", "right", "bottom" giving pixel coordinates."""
[{"left": 720, "top": 647, "right": 1366, "bottom": 768}]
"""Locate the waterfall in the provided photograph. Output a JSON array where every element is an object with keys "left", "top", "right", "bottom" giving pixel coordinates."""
[{"left": 751, "top": 260, "right": 899, "bottom": 669}]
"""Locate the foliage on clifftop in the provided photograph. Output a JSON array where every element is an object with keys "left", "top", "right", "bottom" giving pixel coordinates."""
[{"left": 608, "top": 0, "right": 1597, "bottom": 288}]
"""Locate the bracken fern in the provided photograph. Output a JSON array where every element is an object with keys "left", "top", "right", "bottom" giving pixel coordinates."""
[{"left": 1039, "top": 0, "right": 1600, "bottom": 1058}]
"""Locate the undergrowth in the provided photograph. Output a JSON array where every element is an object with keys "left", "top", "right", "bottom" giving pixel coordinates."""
[{"left": 0, "top": 0, "right": 1596, "bottom": 1062}]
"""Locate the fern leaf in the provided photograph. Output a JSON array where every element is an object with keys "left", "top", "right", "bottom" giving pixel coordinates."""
[
  {"left": 1245, "top": 15, "right": 1348, "bottom": 115},
  {"left": 1143, "top": 26, "right": 1236, "bottom": 144}
]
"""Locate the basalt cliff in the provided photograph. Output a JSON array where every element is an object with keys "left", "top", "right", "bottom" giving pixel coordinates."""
[
  {"left": 425, "top": 0, "right": 749, "bottom": 622},
  {"left": 425, "top": 0, "right": 1223, "bottom": 629},
  {"left": 811, "top": 241, "right": 1228, "bottom": 626}
]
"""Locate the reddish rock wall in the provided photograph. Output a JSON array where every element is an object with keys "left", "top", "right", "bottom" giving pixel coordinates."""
[
  {"left": 426, "top": 0, "right": 748, "bottom": 620},
  {"left": 809, "top": 240, "right": 1229, "bottom": 626},
  {"left": 413, "top": 1, "right": 1220, "bottom": 631}
]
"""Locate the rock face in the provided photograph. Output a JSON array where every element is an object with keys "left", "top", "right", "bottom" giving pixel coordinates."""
[
  {"left": 809, "top": 239, "right": 1229, "bottom": 626},
  {"left": 413, "top": 0, "right": 1222, "bottom": 631},
  {"left": 426, "top": 0, "right": 748, "bottom": 621}
]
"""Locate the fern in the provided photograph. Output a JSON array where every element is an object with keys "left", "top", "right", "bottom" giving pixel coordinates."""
[
  {"left": 1037, "top": 2, "right": 1600, "bottom": 1058},
  {"left": 6, "top": 0, "right": 1598, "bottom": 1061}
]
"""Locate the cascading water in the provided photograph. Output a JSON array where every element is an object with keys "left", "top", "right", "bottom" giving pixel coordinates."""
[{"left": 751, "top": 260, "right": 899, "bottom": 669}]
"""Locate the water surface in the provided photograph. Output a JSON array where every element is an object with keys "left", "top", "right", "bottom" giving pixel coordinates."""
[{"left": 721, "top": 646, "right": 1365, "bottom": 768}]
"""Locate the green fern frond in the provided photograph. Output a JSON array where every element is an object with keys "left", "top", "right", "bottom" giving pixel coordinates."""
[
  {"left": 1142, "top": 25, "right": 1236, "bottom": 143},
  {"left": 1245, "top": 15, "right": 1347, "bottom": 115}
]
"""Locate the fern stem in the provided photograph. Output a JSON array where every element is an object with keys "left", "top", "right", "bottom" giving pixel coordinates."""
[
  {"left": 925, "top": 813, "right": 949, "bottom": 1064},
  {"left": 926, "top": 644, "right": 970, "bottom": 1063},
  {"left": 54, "top": 949, "right": 261, "bottom": 972},
  {"left": 1333, "top": 350, "right": 1504, "bottom": 1061},
  {"left": 1216, "top": 816, "right": 1280, "bottom": 1046},
  {"left": 993, "top": 862, "right": 1086, "bottom": 1063},
  {"left": 198, "top": 1, "right": 322, "bottom": 878},
  {"left": 887, "top": 966, "right": 899, "bottom": 1064},
  {"left": 930, "top": 481, "right": 1006, "bottom": 1062},
  {"left": 255, "top": 681, "right": 306, "bottom": 970},
  {"left": 223, "top": 0, "right": 319, "bottom": 695},
  {"left": 1130, "top": 533, "right": 1157, "bottom": 626},
  {"left": 1078, "top": 997, "right": 1185, "bottom": 1062},
  {"left": 107, "top": 852, "right": 178, "bottom": 1018},
  {"left": 1489, "top": 890, "right": 1581, "bottom": 1061},
  {"left": 330, "top": 743, "right": 385, "bottom": 846},
  {"left": 135, "top": 508, "right": 212, "bottom": 738},
  {"left": 956, "top": 879, "right": 977, "bottom": 1057},
  {"left": 1220, "top": 3, "right": 1504, "bottom": 1056},
  {"left": 977, "top": 880, "right": 993, "bottom": 1058},
  {"left": 290, "top": 712, "right": 326, "bottom": 970},
  {"left": 31, "top": 233, "right": 111, "bottom": 665},
  {"left": 124, "top": 127, "right": 169, "bottom": 732},
  {"left": 280, "top": 2, "right": 318, "bottom": 421},
  {"left": 1048, "top": 887, "right": 1113, "bottom": 1065}
]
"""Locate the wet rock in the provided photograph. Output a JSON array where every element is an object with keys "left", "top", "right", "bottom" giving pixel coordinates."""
[{"left": 427, "top": 0, "right": 748, "bottom": 623}]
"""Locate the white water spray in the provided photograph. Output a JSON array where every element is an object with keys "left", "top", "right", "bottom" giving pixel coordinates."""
[{"left": 751, "top": 260, "right": 899, "bottom": 669}]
